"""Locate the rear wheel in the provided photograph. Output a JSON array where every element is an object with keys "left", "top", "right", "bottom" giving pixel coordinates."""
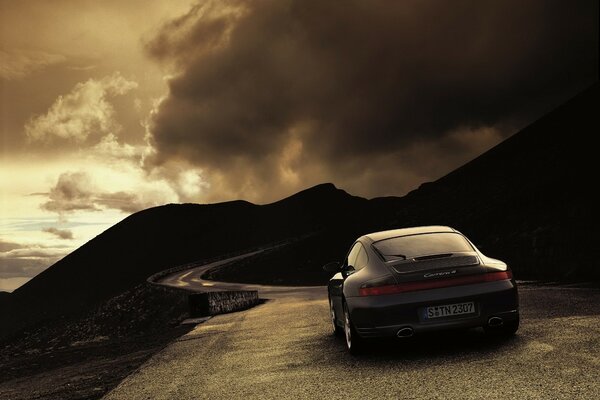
[
  {"left": 329, "top": 296, "right": 344, "bottom": 336},
  {"left": 484, "top": 316, "right": 519, "bottom": 337},
  {"left": 343, "top": 301, "right": 365, "bottom": 354}
]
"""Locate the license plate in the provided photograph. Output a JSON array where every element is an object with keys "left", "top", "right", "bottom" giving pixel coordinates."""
[{"left": 425, "top": 301, "right": 475, "bottom": 319}]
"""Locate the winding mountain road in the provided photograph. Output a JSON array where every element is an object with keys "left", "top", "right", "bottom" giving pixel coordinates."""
[
  {"left": 104, "top": 252, "right": 600, "bottom": 399},
  {"left": 157, "top": 249, "right": 322, "bottom": 297}
]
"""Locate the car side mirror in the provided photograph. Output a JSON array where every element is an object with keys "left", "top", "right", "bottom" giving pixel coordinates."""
[
  {"left": 342, "top": 265, "right": 356, "bottom": 277},
  {"left": 323, "top": 261, "right": 341, "bottom": 273}
]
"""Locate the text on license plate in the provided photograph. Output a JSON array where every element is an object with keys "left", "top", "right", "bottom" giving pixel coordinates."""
[{"left": 426, "top": 301, "right": 475, "bottom": 319}]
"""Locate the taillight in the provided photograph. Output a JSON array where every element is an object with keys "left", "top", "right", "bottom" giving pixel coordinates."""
[
  {"left": 359, "top": 269, "right": 513, "bottom": 296},
  {"left": 359, "top": 285, "right": 403, "bottom": 296},
  {"left": 482, "top": 270, "right": 512, "bottom": 282}
]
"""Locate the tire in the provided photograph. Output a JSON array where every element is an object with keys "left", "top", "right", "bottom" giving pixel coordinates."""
[
  {"left": 343, "top": 301, "right": 365, "bottom": 354},
  {"left": 329, "top": 296, "right": 344, "bottom": 337},
  {"left": 484, "top": 316, "right": 519, "bottom": 337}
]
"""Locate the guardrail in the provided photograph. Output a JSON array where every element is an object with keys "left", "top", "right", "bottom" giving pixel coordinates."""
[{"left": 188, "top": 291, "right": 259, "bottom": 317}]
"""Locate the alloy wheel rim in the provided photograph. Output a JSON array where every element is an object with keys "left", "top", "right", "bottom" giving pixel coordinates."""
[
  {"left": 344, "top": 307, "right": 352, "bottom": 349},
  {"left": 329, "top": 299, "right": 337, "bottom": 332}
]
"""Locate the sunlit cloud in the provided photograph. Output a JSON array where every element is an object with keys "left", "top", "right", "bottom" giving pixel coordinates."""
[
  {"left": 25, "top": 72, "right": 138, "bottom": 143},
  {"left": 40, "top": 170, "right": 180, "bottom": 215},
  {"left": 1, "top": 247, "right": 67, "bottom": 259},
  {"left": 88, "top": 133, "right": 145, "bottom": 164},
  {"left": 17, "top": 68, "right": 208, "bottom": 216},
  {"left": 41, "top": 171, "right": 99, "bottom": 213},
  {"left": 42, "top": 227, "right": 74, "bottom": 240}
]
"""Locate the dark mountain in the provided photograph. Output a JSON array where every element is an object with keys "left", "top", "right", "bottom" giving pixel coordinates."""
[
  {"left": 0, "top": 183, "right": 364, "bottom": 338},
  {"left": 382, "top": 82, "right": 597, "bottom": 279},
  {"left": 211, "top": 82, "right": 598, "bottom": 284},
  {"left": 0, "top": 292, "right": 9, "bottom": 303},
  {"left": 1, "top": 83, "right": 597, "bottom": 339}
]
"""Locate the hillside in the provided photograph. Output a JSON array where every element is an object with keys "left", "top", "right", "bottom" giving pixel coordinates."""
[
  {"left": 0, "top": 184, "right": 366, "bottom": 338},
  {"left": 1, "top": 83, "right": 597, "bottom": 339},
  {"left": 210, "top": 82, "right": 598, "bottom": 284},
  {"left": 385, "top": 81, "right": 597, "bottom": 279}
]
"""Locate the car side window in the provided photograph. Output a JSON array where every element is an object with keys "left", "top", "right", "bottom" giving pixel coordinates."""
[
  {"left": 346, "top": 243, "right": 362, "bottom": 269},
  {"left": 354, "top": 245, "right": 369, "bottom": 270}
]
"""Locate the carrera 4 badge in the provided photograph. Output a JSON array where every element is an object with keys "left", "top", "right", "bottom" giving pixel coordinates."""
[{"left": 423, "top": 270, "right": 457, "bottom": 278}]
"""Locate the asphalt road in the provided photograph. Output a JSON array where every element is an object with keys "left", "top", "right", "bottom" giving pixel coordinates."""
[
  {"left": 158, "top": 249, "right": 322, "bottom": 297},
  {"left": 105, "top": 258, "right": 600, "bottom": 399}
]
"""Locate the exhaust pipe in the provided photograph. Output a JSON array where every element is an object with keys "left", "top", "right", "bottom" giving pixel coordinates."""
[
  {"left": 488, "top": 316, "right": 504, "bottom": 327},
  {"left": 397, "top": 327, "right": 414, "bottom": 338}
]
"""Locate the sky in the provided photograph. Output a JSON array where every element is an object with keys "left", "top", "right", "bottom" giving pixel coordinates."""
[{"left": 1, "top": 0, "right": 598, "bottom": 292}]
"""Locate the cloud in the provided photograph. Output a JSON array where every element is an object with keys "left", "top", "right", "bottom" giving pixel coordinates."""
[
  {"left": 43, "top": 227, "right": 74, "bottom": 240},
  {"left": 0, "top": 49, "right": 66, "bottom": 80},
  {"left": 89, "top": 133, "right": 146, "bottom": 165},
  {"left": 144, "top": 0, "right": 598, "bottom": 201},
  {"left": 22, "top": 73, "right": 205, "bottom": 212},
  {"left": 1, "top": 248, "right": 67, "bottom": 259},
  {"left": 41, "top": 172, "right": 99, "bottom": 213},
  {"left": 25, "top": 72, "right": 138, "bottom": 143},
  {"left": 0, "top": 245, "right": 66, "bottom": 279},
  {"left": 40, "top": 171, "right": 179, "bottom": 215},
  {"left": 0, "top": 239, "right": 23, "bottom": 253},
  {"left": 316, "top": 125, "right": 507, "bottom": 198},
  {"left": 95, "top": 191, "right": 160, "bottom": 213}
]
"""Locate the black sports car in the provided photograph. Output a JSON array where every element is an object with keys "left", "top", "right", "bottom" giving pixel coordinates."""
[{"left": 324, "top": 226, "right": 519, "bottom": 353}]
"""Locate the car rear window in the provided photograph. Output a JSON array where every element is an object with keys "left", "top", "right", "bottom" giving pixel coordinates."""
[{"left": 372, "top": 232, "right": 474, "bottom": 260}]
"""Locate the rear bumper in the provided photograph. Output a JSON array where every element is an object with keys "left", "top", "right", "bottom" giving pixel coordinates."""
[{"left": 346, "top": 280, "right": 519, "bottom": 338}]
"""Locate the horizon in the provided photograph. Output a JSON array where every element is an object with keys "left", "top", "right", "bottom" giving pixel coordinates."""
[{"left": 1, "top": 0, "right": 598, "bottom": 292}]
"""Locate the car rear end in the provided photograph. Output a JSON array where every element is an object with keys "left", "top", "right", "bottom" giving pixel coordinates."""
[{"left": 346, "top": 233, "right": 519, "bottom": 338}]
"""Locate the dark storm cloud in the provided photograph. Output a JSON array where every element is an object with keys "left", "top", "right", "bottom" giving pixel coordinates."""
[{"left": 146, "top": 0, "right": 598, "bottom": 201}]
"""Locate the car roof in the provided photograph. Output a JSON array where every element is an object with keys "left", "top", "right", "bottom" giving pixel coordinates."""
[{"left": 361, "top": 225, "right": 457, "bottom": 243}]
